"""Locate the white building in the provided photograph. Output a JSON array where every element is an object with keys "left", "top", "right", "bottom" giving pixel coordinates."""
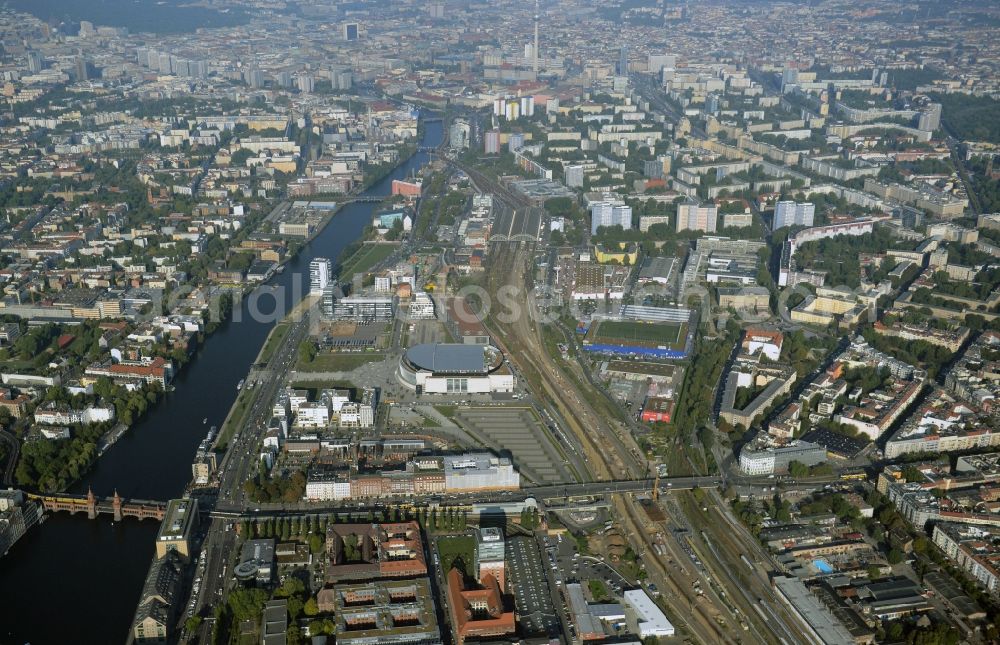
[
  {"left": 773, "top": 201, "right": 815, "bottom": 229},
  {"left": 295, "top": 402, "right": 330, "bottom": 429},
  {"left": 305, "top": 472, "right": 352, "bottom": 501},
  {"left": 408, "top": 292, "right": 436, "bottom": 320},
  {"left": 398, "top": 343, "right": 514, "bottom": 394},
  {"left": 590, "top": 200, "right": 632, "bottom": 234},
  {"left": 444, "top": 453, "right": 520, "bottom": 491},
  {"left": 624, "top": 589, "right": 675, "bottom": 637},
  {"left": 34, "top": 404, "right": 115, "bottom": 426},
  {"left": 676, "top": 202, "right": 718, "bottom": 233},
  {"left": 309, "top": 258, "right": 331, "bottom": 295}
]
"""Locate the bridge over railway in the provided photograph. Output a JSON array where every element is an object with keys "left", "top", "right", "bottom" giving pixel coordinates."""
[{"left": 27, "top": 489, "right": 167, "bottom": 522}]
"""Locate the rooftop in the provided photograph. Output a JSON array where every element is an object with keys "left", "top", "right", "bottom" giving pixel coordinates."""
[{"left": 404, "top": 343, "right": 496, "bottom": 375}]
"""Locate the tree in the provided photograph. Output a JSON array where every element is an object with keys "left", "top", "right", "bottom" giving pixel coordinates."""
[
  {"left": 788, "top": 461, "right": 809, "bottom": 478},
  {"left": 297, "top": 340, "right": 316, "bottom": 364},
  {"left": 887, "top": 548, "right": 905, "bottom": 565},
  {"left": 304, "top": 597, "right": 319, "bottom": 617}
]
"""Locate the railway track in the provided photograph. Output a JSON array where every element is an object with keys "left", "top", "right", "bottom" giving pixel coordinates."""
[{"left": 480, "top": 242, "right": 751, "bottom": 643}]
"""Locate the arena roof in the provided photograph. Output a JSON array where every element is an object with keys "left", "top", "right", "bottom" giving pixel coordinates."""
[{"left": 404, "top": 343, "right": 490, "bottom": 374}]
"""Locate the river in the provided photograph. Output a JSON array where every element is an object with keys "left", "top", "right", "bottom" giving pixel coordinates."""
[{"left": 0, "top": 120, "right": 442, "bottom": 645}]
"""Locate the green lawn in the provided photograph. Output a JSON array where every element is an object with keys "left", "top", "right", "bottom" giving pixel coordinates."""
[
  {"left": 591, "top": 320, "right": 683, "bottom": 346},
  {"left": 218, "top": 389, "right": 254, "bottom": 449},
  {"left": 297, "top": 352, "right": 385, "bottom": 372},
  {"left": 258, "top": 323, "right": 290, "bottom": 364},
  {"left": 437, "top": 535, "right": 476, "bottom": 579},
  {"left": 433, "top": 404, "right": 458, "bottom": 419},
  {"left": 588, "top": 579, "right": 610, "bottom": 602},
  {"left": 340, "top": 243, "right": 397, "bottom": 278}
]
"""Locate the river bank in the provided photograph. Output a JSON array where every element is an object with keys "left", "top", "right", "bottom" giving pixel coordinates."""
[{"left": 0, "top": 118, "right": 444, "bottom": 645}]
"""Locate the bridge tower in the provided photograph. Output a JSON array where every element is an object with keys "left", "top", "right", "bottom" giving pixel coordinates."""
[
  {"left": 112, "top": 490, "right": 123, "bottom": 522},
  {"left": 652, "top": 472, "right": 660, "bottom": 501},
  {"left": 86, "top": 487, "right": 97, "bottom": 520}
]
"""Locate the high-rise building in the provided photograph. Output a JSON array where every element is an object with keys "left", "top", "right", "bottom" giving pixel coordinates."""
[
  {"left": 566, "top": 165, "right": 585, "bottom": 188},
  {"left": 520, "top": 96, "right": 535, "bottom": 117},
  {"left": 484, "top": 130, "right": 500, "bottom": 155},
  {"left": 296, "top": 75, "right": 315, "bottom": 93},
  {"left": 332, "top": 70, "right": 353, "bottom": 91},
  {"left": 476, "top": 527, "right": 506, "bottom": 590},
  {"left": 676, "top": 202, "right": 718, "bottom": 233},
  {"left": 246, "top": 68, "right": 264, "bottom": 88},
  {"left": 26, "top": 51, "right": 42, "bottom": 74},
  {"left": 591, "top": 200, "right": 632, "bottom": 234},
  {"left": 158, "top": 53, "right": 172, "bottom": 74},
  {"left": 647, "top": 54, "right": 676, "bottom": 74},
  {"left": 74, "top": 57, "right": 89, "bottom": 82},
  {"left": 618, "top": 45, "right": 628, "bottom": 76},
  {"left": 450, "top": 120, "right": 471, "bottom": 149},
  {"left": 310, "top": 258, "right": 331, "bottom": 294},
  {"left": 918, "top": 103, "right": 942, "bottom": 132},
  {"left": 343, "top": 23, "right": 359, "bottom": 41},
  {"left": 189, "top": 60, "right": 208, "bottom": 79},
  {"left": 773, "top": 201, "right": 815, "bottom": 229},
  {"left": 172, "top": 59, "right": 190, "bottom": 77}
]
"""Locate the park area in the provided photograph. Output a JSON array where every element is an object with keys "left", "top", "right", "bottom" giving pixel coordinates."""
[{"left": 339, "top": 242, "right": 396, "bottom": 278}]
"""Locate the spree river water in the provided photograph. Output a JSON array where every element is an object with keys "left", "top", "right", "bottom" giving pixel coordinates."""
[{"left": 0, "top": 120, "right": 442, "bottom": 644}]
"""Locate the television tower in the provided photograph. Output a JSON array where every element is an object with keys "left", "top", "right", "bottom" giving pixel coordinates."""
[{"left": 533, "top": 0, "right": 539, "bottom": 76}]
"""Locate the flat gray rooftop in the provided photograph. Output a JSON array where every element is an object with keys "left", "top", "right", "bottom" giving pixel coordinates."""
[{"left": 405, "top": 343, "right": 487, "bottom": 374}]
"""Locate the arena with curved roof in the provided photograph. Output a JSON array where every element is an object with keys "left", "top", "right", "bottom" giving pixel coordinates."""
[{"left": 398, "top": 343, "right": 513, "bottom": 394}]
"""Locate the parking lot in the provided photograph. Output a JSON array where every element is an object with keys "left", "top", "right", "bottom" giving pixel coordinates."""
[{"left": 455, "top": 407, "right": 573, "bottom": 485}]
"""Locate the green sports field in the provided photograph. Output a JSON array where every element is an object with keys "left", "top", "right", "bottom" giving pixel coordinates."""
[{"left": 587, "top": 320, "right": 686, "bottom": 348}]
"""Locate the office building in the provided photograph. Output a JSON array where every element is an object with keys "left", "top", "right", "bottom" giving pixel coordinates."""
[
  {"left": 344, "top": 22, "right": 359, "bottom": 40},
  {"left": 155, "top": 498, "right": 198, "bottom": 560},
  {"left": 326, "top": 522, "right": 427, "bottom": 582},
  {"left": 647, "top": 53, "right": 676, "bottom": 74},
  {"left": 624, "top": 589, "right": 675, "bottom": 637},
  {"left": 773, "top": 201, "right": 815, "bottom": 229},
  {"left": 444, "top": 453, "right": 520, "bottom": 491},
  {"left": 310, "top": 258, "right": 331, "bottom": 294},
  {"left": 739, "top": 440, "right": 827, "bottom": 475},
  {"left": 476, "top": 527, "right": 506, "bottom": 590},
  {"left": 676, "top": 202, "right": 718, "bottom": 233},
  {"left": 235, "top": 539, "right": 275, "bottom": 584},
  {"left": 590, "top": 200, "right": 632, "bottom": 234},
  {"left": 322, "top": 578, "right": 441, "bottom": 645},
  {"left": 446, "top": 568, "right": 514, "bottom": 645},
  {"left": 132, "top": 551, "right": 183, "bottom": 643},
  {"left": 326, "top": 295, "right": 394, "bottom": 322}
]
